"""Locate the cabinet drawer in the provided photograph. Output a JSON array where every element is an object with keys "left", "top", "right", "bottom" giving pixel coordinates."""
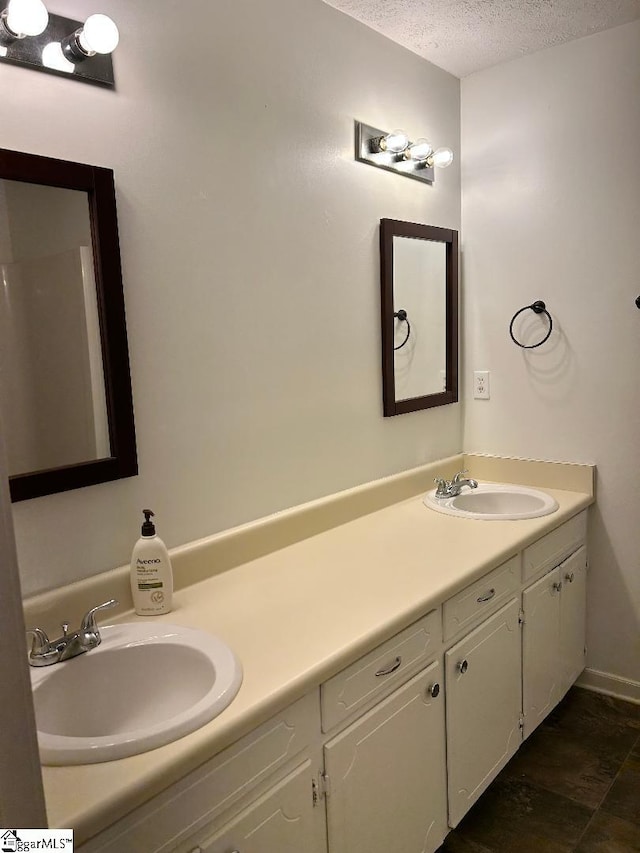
[
  {"left": 320, "top": 608, "right": 441, "bottom": 733},
  {"left": 78, "top": 691, "right": 320, "bottom": 853},
  {"left": 522, "top": 511, "right": 587, "bottom": 583},
  {"left": 443, "top": 555, "right": 520, "bottom": 642}
]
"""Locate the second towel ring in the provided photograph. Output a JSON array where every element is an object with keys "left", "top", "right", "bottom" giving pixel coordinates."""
[
  {"left": 394, "top": 309, "right": 411, "bottom": 350},
  {"left": 509, "top": 300, "right": 553, "bottom": 349}
]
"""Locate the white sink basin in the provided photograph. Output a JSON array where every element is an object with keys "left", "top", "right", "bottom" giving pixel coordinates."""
[
  {"left": 30, "top": 623, "right": 242, "bottom": 765},
  {"left": 423, "top": 482, "right": 558, "bottom": 520}
]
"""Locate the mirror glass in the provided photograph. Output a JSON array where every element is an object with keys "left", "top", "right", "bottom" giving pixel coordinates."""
[
  {"left": 0, "top": 148, "right": 137, "bottom": 501},
  {"left": 392, "top": 236, "right": 447, "bottom": 399},
  {"left": 0, "top": 180, "right": 110, "bottom": 476},
  {"left": 380, "top": 219, "right": 458, "bottom": 416}
]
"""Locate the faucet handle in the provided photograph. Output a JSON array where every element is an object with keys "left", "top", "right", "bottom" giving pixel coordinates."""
[
  {"left": 452, "top": 469, "right": 468, "bottom": 483},
  {"left": 26, "top": 627, "right": 50, "bottom": 655},
  {"left": 434, "top": 477, "right": 450, "bottom": 497},
  {"left": 80, "top": 599, "right": 119, "bottom": 634}
]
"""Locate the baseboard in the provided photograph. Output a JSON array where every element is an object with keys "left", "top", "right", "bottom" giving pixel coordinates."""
[{"left": 576, "top": 668, "right": 640, "bottom": 705}]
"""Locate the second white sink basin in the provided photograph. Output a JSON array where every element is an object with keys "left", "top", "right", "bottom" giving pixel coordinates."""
[
  {"left": 31, "top": 623, "right": 243, "bottom": 765},
  {"left": 423, "top": 482, "right": 558, "bottom": 520}
]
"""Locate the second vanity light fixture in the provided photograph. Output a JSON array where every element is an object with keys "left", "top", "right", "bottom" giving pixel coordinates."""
[
  {"left": 355, "top": 121, "right": 454, "bottom": 185},
  {"left": 0, "top": 0, "right": 119, "bottom": 86}
]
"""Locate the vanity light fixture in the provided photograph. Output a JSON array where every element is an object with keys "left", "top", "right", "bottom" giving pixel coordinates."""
[
  {"left": 0, "top": 6, "right": 119, "bottom": 86},
  {"left": 355, "top": 121, "right": 454, "bottom": 185}
]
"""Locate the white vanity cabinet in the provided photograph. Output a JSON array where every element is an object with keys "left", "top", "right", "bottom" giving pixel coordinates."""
[
  {"left": 323, "top": 660, "right": 447, "bottom": 853},
  {"left": 75, "top": 509, "right": 590, "bottom": 853},
  {"left": 445, "top": 598, "right": 523, "bottom": 828},
  {"left": 522, "top": 545, "right": 587, "bottom": 738}
]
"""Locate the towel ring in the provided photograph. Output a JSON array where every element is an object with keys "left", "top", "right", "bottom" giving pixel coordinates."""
[
  {"left": 509, "top": 300, "right": 553, "bottom": 349},
  {"left": 393, "top": 309, "right": 411, "bottom": 351}
]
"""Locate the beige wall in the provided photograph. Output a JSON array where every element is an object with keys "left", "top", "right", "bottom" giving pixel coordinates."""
[
  {"left": 461, "top": 22, "right": 640, "bottom": 685},
  {"left": 2, "top": 0, "right": 461, "bottom": 596}
]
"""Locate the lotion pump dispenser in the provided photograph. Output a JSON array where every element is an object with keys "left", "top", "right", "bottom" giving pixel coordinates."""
[{"left": 130, "top": 509, "right": 173, "bottom": 616}]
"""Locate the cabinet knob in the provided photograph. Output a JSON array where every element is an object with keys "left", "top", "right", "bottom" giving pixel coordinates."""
[
  {"left": 564, "top": 571, "right": 575, "bottom": 583},
  {"left": 457, "top": 659, "right": 469, "bottom": 674},
  {"left": 429, "top": 682, "right": 440, "bottom": 698},
  {"left": 552, "top": 581, "right": 563, "bottom": 593}
]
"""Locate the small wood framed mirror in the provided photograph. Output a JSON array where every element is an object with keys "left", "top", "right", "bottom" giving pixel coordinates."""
[
  {"left": 380, "top": 218, "right": 458, "bottom": 417},
  {"left": 0, "top": 148, "right": 137, "bottom": 501}
]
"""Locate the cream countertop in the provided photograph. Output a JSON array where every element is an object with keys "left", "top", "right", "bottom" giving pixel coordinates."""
[{"left": 26, "top": 454, "right": 594, "bottom": 843}]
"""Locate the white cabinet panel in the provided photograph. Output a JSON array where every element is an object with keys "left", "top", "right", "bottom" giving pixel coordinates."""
[
  {"left": 522, "top": 568, "right": 562, "bottom": 739},
  {"left": 446, "top": 598, "right": 522, "bottom": 828},
  {"left": 324, "top": 660, "right": 447, "bottom": 853},
  {"left": 522, "top": 545, "right": 587, "bottom": 739},
  {"left": 197, "top": 760, "right": 325, "bottom": 853},
  {"left": 559, "top": 546, "right": 587, "bottom": 698}
]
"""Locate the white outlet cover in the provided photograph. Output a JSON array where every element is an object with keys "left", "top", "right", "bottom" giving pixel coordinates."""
[{"left": 474, "top": 370, "right": 490, "bottom": 399}]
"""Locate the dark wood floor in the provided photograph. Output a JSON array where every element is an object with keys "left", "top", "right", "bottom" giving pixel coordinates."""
[{"left": 438, "top": 687, "right": 640, "bottom": 853}]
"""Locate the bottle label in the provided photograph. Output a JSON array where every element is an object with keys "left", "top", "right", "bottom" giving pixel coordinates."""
[{"left": 138, "top": 581, "right": 163, "bottom": 590}]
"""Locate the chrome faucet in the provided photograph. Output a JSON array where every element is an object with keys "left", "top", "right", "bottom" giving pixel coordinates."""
[
  {"left": 26, "top": 599, "right": 118, "bottom": 667},
  {"left": 434, "top": 470, "right": 479, "bottom": 499}
]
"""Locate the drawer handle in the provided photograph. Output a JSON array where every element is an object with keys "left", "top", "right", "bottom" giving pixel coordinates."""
[
  {"left": 375, "top": 656, "right": 402, "bottom": 677},
  {"left": 457, "top": 659, "right": 469, "bottom": 674},
  {"left": 565, "top": 571, "right": 575, "bottom": 583},
  {"left": 429, "top": 682, "right": 440, "bottom": 698},
  {"left": 553, "top": 581, "right": 563, "bottom": 593},
  {"left": 477, "top": 588, "right": 496, "bottom": 603}
]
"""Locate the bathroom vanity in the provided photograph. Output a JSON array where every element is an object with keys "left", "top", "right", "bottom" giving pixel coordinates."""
[{"left": 24, "top": 454, "right": 594, "bottom": 853}]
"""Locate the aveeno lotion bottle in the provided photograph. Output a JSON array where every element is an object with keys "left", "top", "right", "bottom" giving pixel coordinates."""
[{"left": 130, "top": 509, "right": 173, "bottom": 615}]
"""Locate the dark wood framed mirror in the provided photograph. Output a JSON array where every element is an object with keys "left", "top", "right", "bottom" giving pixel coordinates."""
[
  {"left": 380, "top": 219, "right": 458, "bottom": 417},
  {"left": 0, "top": 148, "right": 137, "bottom": 501}
]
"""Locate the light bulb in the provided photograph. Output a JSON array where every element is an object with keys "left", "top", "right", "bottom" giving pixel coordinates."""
[
  {"left": 379, "top": 129, "right": 409, "bottom": 154},
  {"left": 430, "top": 147, "right": 454, "bottom": 169},
  {"left": 406, "top": 138, "right": 433, "bottom": 162},
  {"left": 5, "top": 0, "right": 48, "bottom": 37},
  {"left": 42, "top": 41, "right": 74, "bottom": 72},
  {"left": 78, "top": 13, "right": 119, "bottom": 55}
]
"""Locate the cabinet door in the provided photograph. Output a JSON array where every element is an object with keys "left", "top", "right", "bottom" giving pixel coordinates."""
[
  {"left": 197, "top": 760, "right": 325, "bottom": 853},
  {"left": 559, "top": 546, "right": 587, "bottom": 698},
  {"left": 324, "top": 660, "right": 447, "bottom": 853},
  {"left": 522, "top": 567, "right": 562, "bottom": 739},
  {"left": 446, "top": 598, "right": 522, "bottom": 828}
]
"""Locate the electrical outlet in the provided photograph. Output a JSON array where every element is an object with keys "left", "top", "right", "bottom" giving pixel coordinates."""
[{"left": 474, "top": 370, "right": 490, "bottom": 399}]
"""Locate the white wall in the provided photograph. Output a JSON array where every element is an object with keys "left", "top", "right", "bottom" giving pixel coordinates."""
[
  {"left": 461, "top": 22, "right": 640, "bottom": 685},
  {"left": 1, "top": 0, "right": 461, "bottom": 596}
]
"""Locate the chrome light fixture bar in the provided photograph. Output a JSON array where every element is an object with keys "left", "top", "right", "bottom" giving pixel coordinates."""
[
  {"left": 0, "top": 7, "right": 118, "bottom": 87},
  {"left": 355, "top": 121, "right": 453, "bottom": 185}
]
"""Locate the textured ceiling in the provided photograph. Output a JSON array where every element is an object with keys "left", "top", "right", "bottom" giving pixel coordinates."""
[{"left": 321, "top": 0, "right": 640, "bottom": 77}]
